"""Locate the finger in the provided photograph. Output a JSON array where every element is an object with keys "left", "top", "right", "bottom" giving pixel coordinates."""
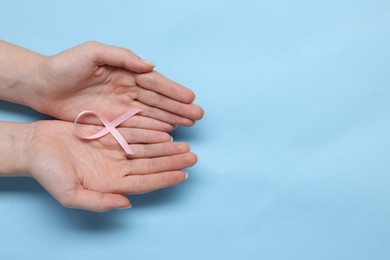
[
  {"left": 133, "top": 101, "right": 195, "bottom": 126},
  {"left": 114, "top": 171, "right": 188, "bottom": 194},
  {"left": 135, "top": 87, "right": 204, "bottom": 120},
  {"left": 75, "top": 123, "right": 172, "bottom": 145},
  {"left": 128, "top": 142, "right": 190, "bottom": 159},
  {"left": 118, "top": 115, "right": 175, "bottom": 132},
  {"left": 60, "top": 190, "right": 131, "bottom": 212},
  {"left": 116, "top": 128, "right": 172, "bottom": 144},
  {"left": 85, "top": 41, "right": 155, "bottom": 73},
  {"left": 135, "top": 71, "right": 196, "bottom": 103},
  {"left": 73, "top": 112, "right": 175, "bottom": 132},
  {"left": 126, "top": 152, "right": 198, "bottom": 175}
]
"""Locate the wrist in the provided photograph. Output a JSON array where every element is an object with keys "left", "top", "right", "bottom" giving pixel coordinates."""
[
  {"left": 6, "top": 54, "right": 48, "bottom": 109},
  {"left": 0, "top": 121, "right": 35, "bottom": 177},
  {"left": 0, "top": 40, "right": 48, "bottom": 108}
]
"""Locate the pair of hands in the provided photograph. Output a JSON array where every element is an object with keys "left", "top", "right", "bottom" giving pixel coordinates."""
[{"left": 1, "top": 41, "right": 203, "bottom": 212}]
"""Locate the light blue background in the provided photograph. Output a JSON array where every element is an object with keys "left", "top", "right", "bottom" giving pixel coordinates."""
[{"left": 1, "top": 0, "right": 389, "bottom": 259}]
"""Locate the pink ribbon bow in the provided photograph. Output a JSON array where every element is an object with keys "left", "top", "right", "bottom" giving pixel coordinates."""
[{"left": 74, "top": 108, "right": 141, "bottom": 155}]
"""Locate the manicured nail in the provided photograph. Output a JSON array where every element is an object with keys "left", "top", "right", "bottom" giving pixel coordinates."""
[
  {"left": 184, "top": 172, "right": 189, "bottom": 180},
  {"left": 118, "top": 204, "right": 132, "bottom": 210},
  {"left": 141, "top": 59, "right": 155, "bottom": 67}
]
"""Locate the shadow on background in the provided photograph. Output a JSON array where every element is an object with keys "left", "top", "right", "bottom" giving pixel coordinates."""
[
  {"left": 0, "top": 177, "right": 128, "bottom": 231},
  {"left": 0, "top": 175, "right": 196, "bottom": 232},
  {"left": 0, "top": 177, "right": 43, "bottom": 193},
  {"left": 0, "top": 100, "right": 52, "bottom": 121},
  {"left": 170, "top": 122, "right": 207, "bottom": 142},
  {"left": 128, "top": 181, "right": 192, "bottom": 208}
]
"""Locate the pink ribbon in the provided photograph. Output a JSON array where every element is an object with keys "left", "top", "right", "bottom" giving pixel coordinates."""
[{"left": 74, "top": 109, "right": 141, "bottom": 155}]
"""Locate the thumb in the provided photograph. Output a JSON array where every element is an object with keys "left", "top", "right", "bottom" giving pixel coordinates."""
[
  {"left": 61, "top": 189, "right": 131, "bottom": 212},
  {"left": 85, "top": 41, "right": 155, "bottom": 73}
]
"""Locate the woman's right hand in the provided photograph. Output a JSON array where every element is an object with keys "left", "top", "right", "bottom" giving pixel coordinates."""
[{"left": 22, "top": 119, "right": 197, "bottom": 212}]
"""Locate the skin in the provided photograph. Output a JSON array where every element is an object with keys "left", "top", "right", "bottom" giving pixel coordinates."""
[
  {"left": 0, "top": 121, "right": 197, "bottom": 212},
  {"left": 0, "top": 40, "right": 203, "bottom": 212},
  {"left": 0, "top": 40, "right": 204, "bottom": 131}
]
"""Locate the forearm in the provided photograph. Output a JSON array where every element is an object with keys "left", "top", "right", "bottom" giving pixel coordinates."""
[
  {"left": 0, "top": 121, "right": 32, "bottom": 176},
  {"left": 0, "top": 40, "right": 46, "bottom": 107}
]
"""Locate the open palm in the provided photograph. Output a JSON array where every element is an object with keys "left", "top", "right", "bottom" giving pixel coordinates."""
[
  {"left": 33, "top": 41, "right": 204, "bottom": 131},
  {"left": 26, "top": 119, "right": 197, "bottom": 212}
]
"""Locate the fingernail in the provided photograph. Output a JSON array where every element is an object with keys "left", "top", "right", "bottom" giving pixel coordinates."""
[
  {"left": 170, "top": 136, "right": 174, "bottom": 142},
  {"left": 141, "top": 59, "right": 155, "bottom": 67},
  {"left": 118, "top": 204, "right": 132, "bottom": 210},
  {"left": 184, "top": 172, "right": 189, "bottom": 180}
]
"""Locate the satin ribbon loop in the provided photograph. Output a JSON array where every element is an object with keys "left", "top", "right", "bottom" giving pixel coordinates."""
[{"left": 74, "top": 109, "right": 141, "bottom": 155}]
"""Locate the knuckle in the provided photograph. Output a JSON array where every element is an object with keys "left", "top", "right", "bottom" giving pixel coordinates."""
[
  {"left": 147, "top": 159, "right": 156, "bottom": 173},
  {"left": 83, "top": 40, "right": 101, "bottom": 48},
  {"left": 150, "top": 92, "right": 162, "bottom": 107},
  {"left": 140, "top": 145, "right": 147, "bottom": 157},
  {"left": 146, "top": 104, "right": 156, "bottom": 115},
  {"left": 83, "top": 41, "right": 104, "bottom": 58},
  {"left": 134, "top": 176, "right": 146, "bottom": 192},
  {"left": 137, "top": 72, "right": 156, "bottom": 88}
]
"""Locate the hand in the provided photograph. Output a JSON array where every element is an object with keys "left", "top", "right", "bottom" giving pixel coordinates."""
[
  {"left": 24, "top": 119, "right": 197, "bottom": 212},
  {"left": 32, "top": 41, "right": 204, "bottom": 131}
]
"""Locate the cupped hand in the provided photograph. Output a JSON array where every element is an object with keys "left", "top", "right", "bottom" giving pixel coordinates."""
[
  {"left": 25, "top": 119, "right": 197, "bottom": 212},
  {"left": 33, "top": 41, "right": 204, "bottom": 131}
]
